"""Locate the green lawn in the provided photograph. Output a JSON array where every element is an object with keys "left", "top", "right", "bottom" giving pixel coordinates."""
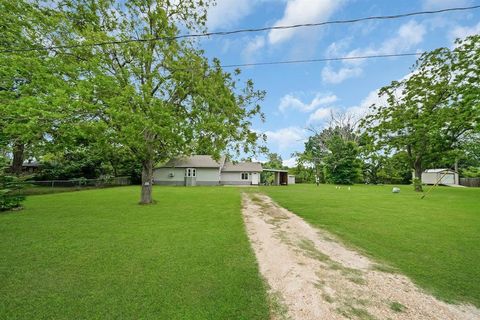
[
  {"left": 16, "top": 185, "right": 101, "bottom": 196},
  {"left": 0, "top": 187, "right": 269, "bottom": 320},
  {"left": 263, "top": 184, "right": 480, "bottom": 307}
]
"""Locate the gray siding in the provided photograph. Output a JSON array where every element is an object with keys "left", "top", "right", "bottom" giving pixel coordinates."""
[
  {"left": 153, "top": 168, "right": 185, "bottom": 183},
  {"left": 153, "top": 167, "right": 220, "bottom": 186},
  {"left": 154, "top": 167, "right": 264, "bottom": 186},
  {"left": 196, "top": 168, "right": 221, "bottom": 182},
  {"left": 221, "top": 171, "right": 251, "bottom": 184}
]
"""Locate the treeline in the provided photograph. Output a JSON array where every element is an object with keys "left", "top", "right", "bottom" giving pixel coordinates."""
[{"left": 293, "top": 35, "right": 480, "bottom": 191}]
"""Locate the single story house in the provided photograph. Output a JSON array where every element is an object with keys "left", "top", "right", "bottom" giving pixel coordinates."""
[
  {"left": 422, "top": 169, "right": 459, "bottom": 185},
  {"left": 153, "top": 155, "right": 262, "bottom": 186},
  {"left": 8, "top": 161, "right": 40, "bottom": 174}
]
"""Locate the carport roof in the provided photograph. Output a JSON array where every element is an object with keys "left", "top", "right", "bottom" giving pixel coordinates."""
[
  {"left": 424, "top": 168, "right": 457, "bottom": 173},
  {"left": 222, "top": 161, "right": 263, "bottom": 172},
  {"left": 262, "top": 168, "right": 289, "bottom": 173}
]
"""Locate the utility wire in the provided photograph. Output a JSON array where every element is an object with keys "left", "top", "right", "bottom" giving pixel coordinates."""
[
  {"left": 1, "top": 5, "right": 479, "bottom": 53},
  {"left": 220, "top": 52, "right": 423, "bottom": 68},
  {"left": 192, "top": 5, "right": 480, "bottom": 38}
]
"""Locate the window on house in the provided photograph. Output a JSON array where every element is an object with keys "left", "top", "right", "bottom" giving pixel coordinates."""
[
  {"left": 241, "top": 172, "right": 249, "bottom": 180},
  {"left": 185, "top": 168, "right": 196, "bottom": 177}
]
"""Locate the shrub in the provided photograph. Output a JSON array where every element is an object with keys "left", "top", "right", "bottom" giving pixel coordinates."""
[{"left": 0, "top": 174, "right": 25, "bottom": 211}]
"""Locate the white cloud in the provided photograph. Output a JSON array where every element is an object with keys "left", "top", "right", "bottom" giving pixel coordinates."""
[
  {"left": 206, "top": 0, "right": 254, "bottom": 30},
  {"left": 207, "top": 0, "right": 289, "bottom": 30},
  {"left": 264, "top": 126, "right": 306, "bottom": 151},
  {"left": 252, "top": 155, "right": 298, "bottom": 167},
  {"left": 450, "top": 22, "right": 480, "bottom": 42},
  {"left": 268, "top": 0, "right": 345, "bottom": 45},
  {"left": 345, "top": 90, "right": 381, "bottom": 119},
  {"left": 279, "top": 93, "right": 338, "bottom": 113},
  {"left": 283, "top": 157, "right": 298, "bottom": 168},
  {"left": 344, "top": 72, "right": 415, "bottom": 120},
  {"left": 322, "top": 20, "right": 426, "bottom": 84},
  {"left": 325, "top": 38, "right": 352, "bottom": 57},
  {"left": 391, "top": 20, "right": 426, "bottom": 51},
  {"left": 242, "top": 36, "right": 266, "bottom": 61},
  {"left": 351, "top": 20, "right": 426, "bottom": 58},
  {"left": 423, "top": 0, "right": 470, "bottom": 9},
  {"left": 307, "top": 107, "right": 332, "bottom": 123},
  {"left": 321, "top": 66, "right": 362, "bottom": 84}
]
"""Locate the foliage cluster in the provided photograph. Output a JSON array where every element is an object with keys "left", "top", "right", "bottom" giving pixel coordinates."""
[{"left": 0, "top": 157, "right": 25, "bottom": 211}]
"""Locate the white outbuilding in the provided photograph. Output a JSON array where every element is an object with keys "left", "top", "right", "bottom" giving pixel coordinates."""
[
  {"left": 288, "top": 175, "right": 296, "bottom": 185},
  {"left": 421, "top": 169, "right": 459, "bottom": 186}
]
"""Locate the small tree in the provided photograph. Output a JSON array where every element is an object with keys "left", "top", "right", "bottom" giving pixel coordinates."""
[
  {"left": 323, "top": 135, "right": 361, "bottom": 185},
  {"left": 261, "top": 153, "right": 284, "bottom": 184},
  {"left": 299, "top": 112, "right": 361, "bottom": 185},
  {"left": 0, "top": 157, "right": 25, "bottom": 211}
]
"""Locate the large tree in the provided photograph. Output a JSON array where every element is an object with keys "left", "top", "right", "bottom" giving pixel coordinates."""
[
  {"left": 58, "top": 0, "right": 265, "bottom": 203},
  {"left": 0, "top": 0, "right": 69, "bottom": 175},
  {"left": 362, "top": 35, "right": 480, "bottom": 191}
]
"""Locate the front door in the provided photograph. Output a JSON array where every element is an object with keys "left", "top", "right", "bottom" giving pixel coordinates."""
[{"left": 251, "top": 172, "right": 259, "bottom": 185}]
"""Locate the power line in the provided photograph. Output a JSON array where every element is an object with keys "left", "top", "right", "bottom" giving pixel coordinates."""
[
  {"left": 1, "top": 5, "right": 479, "bottom": 53},
  {"left": 220, "top": 52, "right": 423, "bottom": 68},
  {"left": 193, "top": 5, "right": 480, "bottom": 39}
]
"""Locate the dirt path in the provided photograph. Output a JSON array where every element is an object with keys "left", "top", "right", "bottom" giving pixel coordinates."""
[{"left": 242, "top": 193, "right": 480, "bottom": 320}]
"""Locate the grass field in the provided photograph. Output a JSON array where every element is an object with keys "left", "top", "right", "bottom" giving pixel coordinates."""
[
  {"left": 263, "top": 184, "right": 480, "bottom": 307},
  {"left": 16, "top": 185, "right": 101, "bottom": 196},
  {"left": 0, "top": 187, "right": 269, "bottom": 319}
]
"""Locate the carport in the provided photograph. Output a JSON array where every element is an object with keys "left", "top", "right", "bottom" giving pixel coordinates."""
[{"left": 263, "top": 168, "right": 289, "bottom": 186}]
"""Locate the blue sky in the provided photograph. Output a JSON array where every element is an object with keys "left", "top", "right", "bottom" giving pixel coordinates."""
[{"left": 198, "top": 0, "right": 480, "bottom": 166}]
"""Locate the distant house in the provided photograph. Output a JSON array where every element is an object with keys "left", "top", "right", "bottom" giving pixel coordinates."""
[
  {"left": 422, "top": 169, "right": 459, "bottom": 185},
  {"left": 8, "top": 161, "right": 40, "bottom": 174},
  {"left": 153, "top": 155, "right": 262, "bottom": 186}
]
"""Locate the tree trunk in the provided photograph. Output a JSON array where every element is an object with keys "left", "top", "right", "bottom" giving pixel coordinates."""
[
  {"left": 413, "top": 159, "right": 423, "bottom": 192},
  {"left": 110, "top": 160, "right": 118, "bottom": 177},
  {"left": 140, "top": 158, "right": 154, "bottom": 204},
  {"left": 139, "top": 131, "right": 155, "bottom": 205},
  {"left": 454, "top": 158, "right": 459, "bottom": 185},
  {"left": 12, "top": 142, "right": 25, "bottom": 176}
]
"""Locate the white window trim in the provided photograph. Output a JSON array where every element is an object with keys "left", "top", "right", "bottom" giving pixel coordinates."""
[
  {"left": 185, "top": 168, "right": 196, "bottom": 177},
  {"left": 241, "top": 172, "right": 249, "bottom": 180}
]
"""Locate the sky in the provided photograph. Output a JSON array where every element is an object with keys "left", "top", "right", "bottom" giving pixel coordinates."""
[{"left": 198, "top": 0, "right": 480, "bottom": 166}]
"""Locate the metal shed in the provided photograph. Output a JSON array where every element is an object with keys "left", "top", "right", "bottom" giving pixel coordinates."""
[
  {"left": 288, "top": 175, "right": 296, "bottom": 185},
  {"left": 422, "top": 169, "right": 459, "bottom": 185}
]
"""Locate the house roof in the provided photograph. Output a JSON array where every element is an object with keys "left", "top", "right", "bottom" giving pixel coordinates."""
[
  {"left": 222, "top": 161, "right": 263, "bottom": 172},
  {"left": 424, "top": 168, "right": 456, "bottom": 173},
  {"left": 158, "top": 155, "right": 263, "bottom": 172},
  {"left": 161, "top": 155, "right": 225, "bottom": 168},
  {"left": 22, "top": 161, "right": 40, "bottom": 167}
]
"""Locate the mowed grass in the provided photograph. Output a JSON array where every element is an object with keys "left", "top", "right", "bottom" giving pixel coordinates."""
[
  {"left": 0, "top": 187, "right": 269, "bottom": 320},
  {"left": 263, "top": 184, "right": 480, "bottom": 307}
]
